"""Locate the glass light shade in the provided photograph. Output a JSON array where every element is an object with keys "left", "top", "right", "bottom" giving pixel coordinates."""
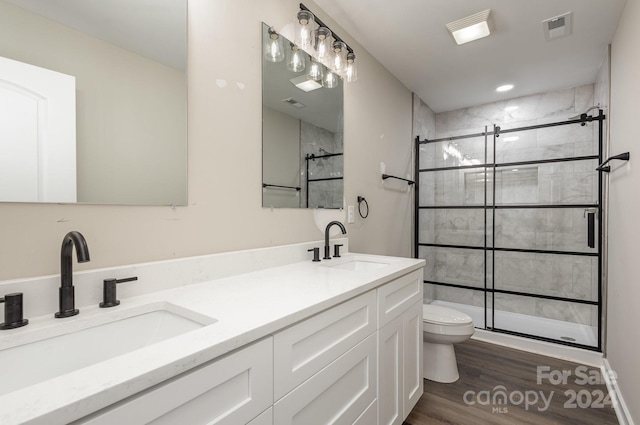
[
  {"left": 308, "top": 58, "right": 324, "bottom": 82},
  {"left": 315, "top": 27, "right": 333, "bottom": 66},
  {"left": 265, "top": 28, "right": 284, "bottom": 62},
  {"left": 323, "top": 70, "right": 339, "bottom": 88},
  {"left": 295, "top": 11, "right": 316, "bottom": 51},
  {"left": 286, "top": 44, "right": 306, "bottom": 72},
  {"left": 332, "top": 41, "right": 347, "bottom": 73},
  {"left": 345, "top": 52, "right": 357, "bottom": 82}
]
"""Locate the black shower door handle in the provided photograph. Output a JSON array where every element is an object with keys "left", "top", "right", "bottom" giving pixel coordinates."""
[{"left": 584, "top": 208, "right": 597, "bottom": 248}]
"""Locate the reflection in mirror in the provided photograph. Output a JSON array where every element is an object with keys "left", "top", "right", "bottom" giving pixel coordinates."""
[
  {"left": 0, "top": 0, "right": 187, "bottom": 205},
  {"left": 262, "top": 22, "right": 343, "bottom": 209}
]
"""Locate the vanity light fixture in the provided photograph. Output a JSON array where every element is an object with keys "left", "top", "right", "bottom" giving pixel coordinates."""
[
  {"left": 265, "top": 27, "right": 284, "bottom": 62},
  {"left": 286, "top": 42, "right": 306, "bottom": 72},
  {"left": 323, "top": 70, "right": 339, "bottom": 88},
  {"left": 446, "top": 9, "right": 493, "bottom": 45},
  {"left": 295, "top": 10, "right": 316, "bottom": 52},
  {"left": 496, "top": 84, "right": 514, "bottom": 92},
  {"left": 308, "top": 57, "right": 324, "bottom": 82},
  {"left": 294, "top": 3, "right": 357, "bottom": 83},
  {"left": 346, "top": 52, "right": 357, "bottom": 82}
]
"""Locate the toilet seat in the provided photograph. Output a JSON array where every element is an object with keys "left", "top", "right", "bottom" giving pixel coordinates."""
[{"left": 423, "top": 304, "right": 472, "bottom": 325}]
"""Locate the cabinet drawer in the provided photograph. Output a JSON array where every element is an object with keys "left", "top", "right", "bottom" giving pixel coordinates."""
[
  {"left": 76, "top": 338, "right": 273, "bottom": 425},
  {"left": 274, "top": 290, "right": 376, "bottom": 400},
  {"left": 377, "top": 269, "right": 423, "bottom": 328},
  {"left": 274, "top": 333, "right": 377, "bottom": 425}
]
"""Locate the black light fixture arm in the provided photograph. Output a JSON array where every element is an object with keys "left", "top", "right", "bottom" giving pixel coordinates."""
[
  {"left": 299, "top": 3, "right": 354, "bottom": 54},
  {"left": 596, "top": 152, "right": 630, "bottom": 172}
]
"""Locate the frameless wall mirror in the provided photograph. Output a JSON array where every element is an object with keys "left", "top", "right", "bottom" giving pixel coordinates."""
[
  {"left": 0, "top": 0, "right": 187, "bottom": 205},
  {"left": 261, "top": 22, "right": 344, "bottom": 209}
]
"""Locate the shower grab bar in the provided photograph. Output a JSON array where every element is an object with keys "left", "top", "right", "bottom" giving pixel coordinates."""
[
  {"left": 382, "top": 174, "right": 415, "bottom": 185},
  {"left": 596, "top": 152, "right": 630, "bottom": 172},
  {"left": 262, "top": 183, "right": 301, "bottom": 191}
]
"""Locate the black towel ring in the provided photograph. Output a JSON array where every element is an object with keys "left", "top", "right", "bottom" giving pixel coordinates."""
[{"left": 357, "top": 196, "right": 369, "bottom": 219}]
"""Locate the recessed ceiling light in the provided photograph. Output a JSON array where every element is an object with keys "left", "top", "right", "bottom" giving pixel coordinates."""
[
  {"left": 503, "top": 136, "right": 519, "bottom": 142},
  {"left": 446, "top": 9, "right": 493, "bottom": 45},
  {"left": 505, "top": 105, "right": 519, "bottom": 112},
  {"left": 496, "top": 84, "right": 514, "bottom": 92}
]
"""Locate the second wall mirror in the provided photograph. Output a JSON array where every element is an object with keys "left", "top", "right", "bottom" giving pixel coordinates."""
[{"left": 261, "top": 22, "right": 344, "bottom": 209}]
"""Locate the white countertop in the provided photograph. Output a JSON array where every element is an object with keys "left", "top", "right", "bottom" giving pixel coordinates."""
[{"left": 0, "top": 252, "right": 424, "bottom": 425}]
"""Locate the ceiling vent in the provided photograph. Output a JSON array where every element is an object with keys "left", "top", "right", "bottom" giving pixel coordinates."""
[
  {"left": 543, "top": 12, "right": 572, "bottom": 41},
  {"left": 282, "top": 98, "right": 306, "bottom": 109}
]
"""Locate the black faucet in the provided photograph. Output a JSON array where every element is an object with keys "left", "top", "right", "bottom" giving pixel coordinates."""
[
  {"left": 56, "top": 231, "right": 90, "bottom": 318},
  {"left": 324, "top": 221, "right": 346, "bottom": 260}
]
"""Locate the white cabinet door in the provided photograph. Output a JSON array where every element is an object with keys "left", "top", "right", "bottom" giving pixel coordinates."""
[
  {"left": 274, "top": 333, "right": 377, "bottom": 425},
  {"left": 77, "top": 337, "right": 273, "bottom": 425},
  {"left": 378, "top": 314, "right": 403, "bottom": 425},
  {"left": 403, "top": 300, "right": 424, "bottom": 416},
  {"left": 378, "top": 297, "right": 424, "bottom": 424},
  {"left": 377, "top": 270, "right": 422, "bottom": 328},
  {"left": 274, "top": 290, "right": 376, "bottom": 400}
]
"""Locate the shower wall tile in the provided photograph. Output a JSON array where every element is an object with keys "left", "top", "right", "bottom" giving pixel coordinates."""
[
  {"left": 413, "top": 94, "right": 436, "bottom": 141},
  {"left": 433, "top": 209, "right": 486, "bottom": 246},
  {"left": 435, "top": 84, "right": 595, "bottom": 136},
  {"left": 433, "top": 285, "right": 476, "bottom": 305},
  {"left": 575, "top": 84, "right": 595, "bottom": 117},
  {"left": 493, "top": 293, "right": 536, "bottom": 317},
  {"left": 534, "top": 299, "right": 591, "bottom": 325}
]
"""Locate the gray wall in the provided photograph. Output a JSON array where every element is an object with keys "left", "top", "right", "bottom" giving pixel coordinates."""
[{"left": 608, "top": 0, "right": 640, "bottom": 420}]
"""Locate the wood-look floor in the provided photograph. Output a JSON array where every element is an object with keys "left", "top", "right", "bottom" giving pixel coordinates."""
[{"left": 404, "top": 340, "right": 618, "bottom": 425}]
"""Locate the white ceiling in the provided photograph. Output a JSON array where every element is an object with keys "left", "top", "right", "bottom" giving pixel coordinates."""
[{"left": 314, "top": 0, "right": 626, "bottom": 112}]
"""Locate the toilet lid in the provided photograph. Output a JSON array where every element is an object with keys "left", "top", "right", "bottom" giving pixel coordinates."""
[{"left": 423, "top": 304, "right": 473, "bottom": 325}]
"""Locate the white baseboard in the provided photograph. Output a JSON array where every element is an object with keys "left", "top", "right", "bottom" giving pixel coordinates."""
[
  {"left": 471, "top": 329, "right": 603, "bottom": 367},
  {"left": 602, "top": 358, "right": 636, "bottom": 425}
]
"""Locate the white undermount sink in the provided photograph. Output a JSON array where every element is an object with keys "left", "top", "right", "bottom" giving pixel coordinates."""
[
  {"left": 326, "top": 259, "right": 390, "bottom": 272},
  {"left": 0, "top": 302, "right": 216, "bottom": 397}
]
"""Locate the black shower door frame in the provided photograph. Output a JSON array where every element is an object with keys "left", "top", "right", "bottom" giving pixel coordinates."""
[{"left": 414, "top": 110, "right": 605, "bottom": 352}]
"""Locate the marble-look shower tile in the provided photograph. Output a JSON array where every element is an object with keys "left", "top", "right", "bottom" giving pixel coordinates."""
[
  {"left": 537, "top": 120, "right": 594, "bottom": 147},
  {"left": 434, "top": 285, "right": 475, "bottom": 305},
  {"left": 493, "top": 293, "right": 536, "bottom": 316},
  {"left": 442, "top": 251, "right": 485, "bottom": 286},
  {"left": 575, "top": 84, "right": 595, "bottom": 115},
  {"left": 571, "top": 258, "right": 597, "bottom": 300},
  {"left": 418, "top": 210, "right": 436, "bottom": 244},
  {"left": 495, "top": 168, "right": 539, "bottom": 204},
  {"left": 418, "top": 143, "right": 436, "bottom": 169},
  {"left": 413, "top": 94, "right": 436, "bottom": 140},
  {"left": 574, "top": 140, "right": 598, "bottom": 157},
  {"left": 534, "top": 299, "right": 592, "bottom": 325}
]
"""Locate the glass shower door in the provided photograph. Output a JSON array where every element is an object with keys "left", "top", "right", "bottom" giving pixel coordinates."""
[
  {"left": 489, "top": 118, "right": 602, "bottom": 349},
  {"left": 416, "top": 111, "right": 604, "bottom": 351}
]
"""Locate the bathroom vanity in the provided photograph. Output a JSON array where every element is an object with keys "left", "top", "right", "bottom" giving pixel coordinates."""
[{"left": 0, "top": 241, "right": 424, "bottom": 425}]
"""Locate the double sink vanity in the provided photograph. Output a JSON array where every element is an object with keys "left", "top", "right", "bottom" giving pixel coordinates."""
[{"left": 0, "top": 239, "right": 424, "bottom": 425}]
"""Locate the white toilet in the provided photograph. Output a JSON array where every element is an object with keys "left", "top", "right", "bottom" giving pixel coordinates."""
[{"left": 422, "top": 304, "right": 474, "bottom": 383}]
